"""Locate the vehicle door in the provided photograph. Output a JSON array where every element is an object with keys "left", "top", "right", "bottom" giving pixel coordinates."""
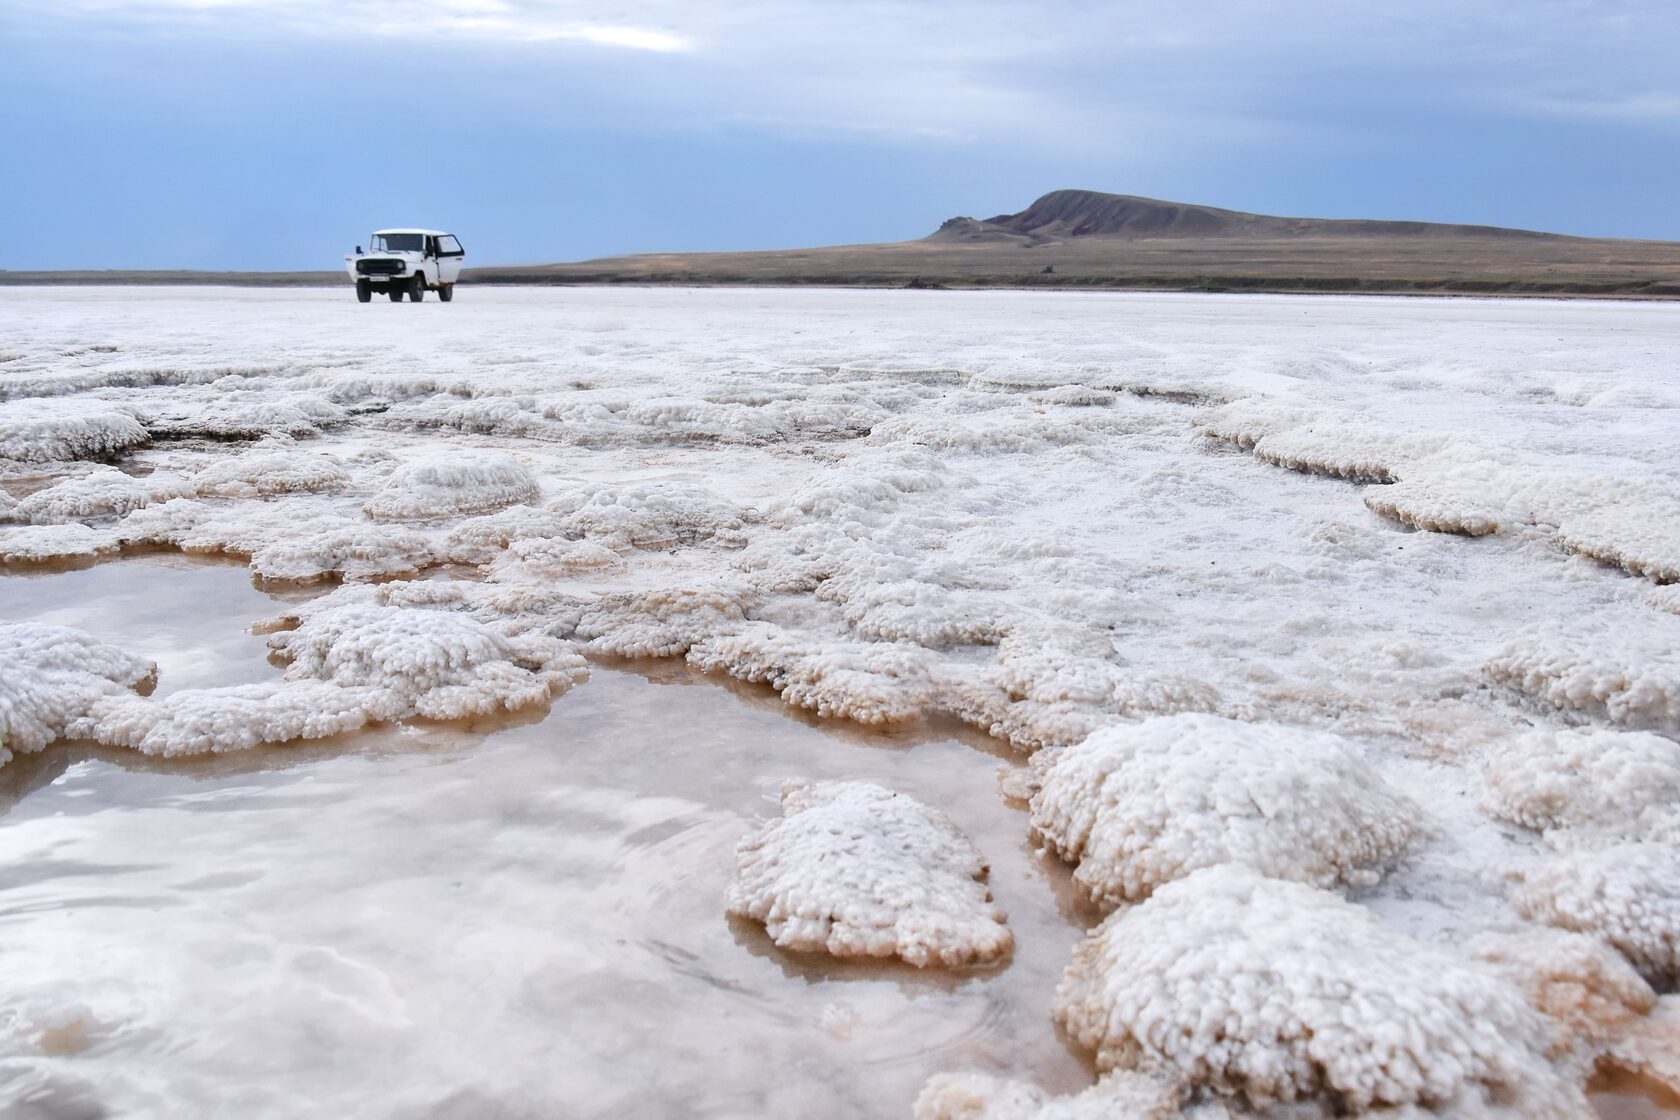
[{"left": 437, "top": 235, "right": 465, "bottom": 283}]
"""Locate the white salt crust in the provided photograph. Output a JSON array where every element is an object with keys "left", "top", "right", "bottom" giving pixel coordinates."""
[
  {"left": 0, "top": 622, "right": 156, "bottom": 762},
  {"left": 727, "top": 780, "right": 1013, "bottom": 968},
  {"left": 1054, "top": 865, "right": 1568, "bottom": 1113},
  {"left": 1483, "top": 618, "right": 1680, "bottom": 731},
  {"left": 8, "top": 467, "right": 194, "bottom": 523},
  {"left": 1199, "top": 395, "right": 1680, "bottom": 586},
  {"left": 6, "top": 289, "right": 1680, "bottom": 1116},
  {"left": 362, "top": 452, "right": 539, "bottom": 519},
  {"left": 1511, "top": 843, "right": 1680, "bottom": 988},
  {"left": 1, "top": 601, "right": 586, "bottom": 759},
  {"left": 0, "top": 399, "right": 148, "bottom": 462},
  {"left": 1029, "top": 715, "right": 1417, "bottom": 908},
  {"left": 914, "top": 1070, "right": 1182, "bottom": 1120},
  {"left": 1481, "top": 726, "right": 1680, "bottom": 842},
  {"left": 0, "top": 522, "right": 121, "bottom": 562}
]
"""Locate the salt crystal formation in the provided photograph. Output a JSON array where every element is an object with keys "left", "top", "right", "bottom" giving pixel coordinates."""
[
  {"left": 1200, "top": 398, "right": 1680, "bottom": 586},
  {"left": 0, "top": 600, "right": 586, "bottom": 758},
  {"left": 914, "top": 1070, "right": 1182, "bottom": 1120},
  {"left": 1053, "top": 865, "right": 1571, "bottom": 1115},
  {"left": 727, "top": 781, "right": 1012, "bottom": 968},
  {"left": 0, "top": 398, "right": 148, "bottom": 462},
  {"left": 8, "top": 467, "right": 193, "bottom": 522},
  {"left": 1511, "top": 843, "right": 1680, "bottom": 988},
  {"left": 6, "top": 289, "right": 1680, "bottom": 1114},
  {"left": 362, "top": 452, "right": 539, "bottom": 519},
  {"left": 0, "top": 622, "right": 156, "bottom": 762},
  {"left": 190, "top": 444, "right": 349, "bottom": 497},
  {"left": 1482, "top": 726, "right": 1680, "bottom": 842},
  {"left": 1484, "top": 618, "right": 1680, "bottom": 731},
  {"left": 1030, "top": 715, "right": 1416, "bottom": 908}
]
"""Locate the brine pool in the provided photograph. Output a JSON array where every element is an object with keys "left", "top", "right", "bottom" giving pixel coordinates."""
[
  {"left": 0, "top": 556, "right": 1673, "bottom": 1119},
  {"left": 0, "top": 555, "right": 1097, "bottom": 1119}
]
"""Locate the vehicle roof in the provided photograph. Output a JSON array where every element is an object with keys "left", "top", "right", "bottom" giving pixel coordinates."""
[{"left": 372, "top": 228, "right": 453, "bottom": 236}]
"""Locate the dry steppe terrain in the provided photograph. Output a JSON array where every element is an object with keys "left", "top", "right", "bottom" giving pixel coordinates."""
[{"left": 5, "top": 190, "right": 1678, "bottom": 297}]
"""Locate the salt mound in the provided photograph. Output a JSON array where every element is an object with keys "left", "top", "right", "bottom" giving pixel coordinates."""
[
  {"left": 727, "top": 780, "right": 1012, "bottom": 968},
  {"left": 1484, "top": 619, "right": 1680, "bottom": 730},
  {"left": 1030, "top": 715, "right": 1416, "bottom": 908},
  {"left": 191, "top": 445, "right": 350, "bottom": 496},
  {"left": 1556, "top": 501, "right": 1680, "bottom": 585},
  {"left": 0, "top": 399, "right": 147, "bottom": 462},
  {"left": 133, "top": 392, "right": 345, "bottom": 440},
  {"left": 1248, "top": 425, "right": 1433, "bottom": 484},
  {"left": 71, "top": 599, "right": 588, "bottom": 756},
  {"left": 1482, "top": 727, "right": 1680, "bottom": 842},
  {"left": 572, "top": 583, "right": 754, "bottom": 658},
  {"left": 486, "top": 536, "right": 622, "bottom": 582},
  {"left": 267, "top": 599, "right": 587, "bottom": 720},
  {"left": 1470, "top": 927, "right": 1657, "bottom": 1062},
  {"left": 914, "top": 1070, "right": 1180, "bottom": 1120},
  {"left": 0, "top": 623, "right": 156, "bottom": 762},
  {"left": 119, "top": 500, "right": 436, "bottom": 583},
  {"left": 544, "top": 481, "right": 748, "bottom": 550},
  {"left": 688, "top": 623, "right": 939, "bottom": 724},
  {"left": 13, "top": 468, "right": 194, "bottom": 522},
  {"left": 86, "top": 680, "right": 387, "bottom": 756},
  {"left": 363, "top": 453, "right": 539, "bottom": 519},
  {"left": 1055, "top": 864, "right": 1559, "bottom": 1111},
  {"left": 0, "top": 522, "right": 121, "bottom": 563},
  {"left": 1194, "top": 401, "right": 1439, "bottom": 483},
  {"left": 1363, "top": 466, "right": 1506, "bottom": 536},
  {"left": 1511, "top": 843, "right": 1680, "bottom": 988}
]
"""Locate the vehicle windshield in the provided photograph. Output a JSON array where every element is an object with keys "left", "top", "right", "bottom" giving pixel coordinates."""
[{"left": 370, "top": 233, "right": 424, "bottom": 253}]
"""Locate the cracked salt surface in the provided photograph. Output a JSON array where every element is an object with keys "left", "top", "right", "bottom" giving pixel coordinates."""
[{"left": 2, "top": 286, "right": 1679, "bottom": 1117}]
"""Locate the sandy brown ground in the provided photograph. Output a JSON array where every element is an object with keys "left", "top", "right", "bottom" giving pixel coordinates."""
[
  {"left": 8, "top": 189, "right": 1679, "bottom": 298},
  {"left": 474, "top": 233, "right": 1680, "bottom": 298}
]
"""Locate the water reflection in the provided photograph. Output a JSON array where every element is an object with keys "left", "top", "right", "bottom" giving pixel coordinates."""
[{"left": 0, "top": 559, "right": 1093, "bottom": 1119}]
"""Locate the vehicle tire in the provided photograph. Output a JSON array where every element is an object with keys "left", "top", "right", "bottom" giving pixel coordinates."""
[
  {"left": 410, "top": 274, "right": 425, "bottom": 302},
  {"left": 356, "top": 279, "right": 372, "bottom": 303},
  {"left": 388, "top": 286, "right": 404, "bottom": 302},
  {"left": 438, "top": 284, "right": 453, "bottom": 302}
]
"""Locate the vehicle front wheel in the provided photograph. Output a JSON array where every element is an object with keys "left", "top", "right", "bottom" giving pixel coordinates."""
[
  {"left": 356, "top": 279, "right": 372, "bottom": 303},
  {"left": 388, "top": 286, "right": 404, "bottom": 302},
  {"left": 409, "top": 274, "right": 425, "bottom": 302},
  {"left": 438, "top": 283, "right": 453, "bottom": 302}
]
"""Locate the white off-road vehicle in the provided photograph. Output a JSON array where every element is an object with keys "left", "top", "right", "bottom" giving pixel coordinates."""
[{"left": 346, "top": 229, "right": 465, "bottom": 303}]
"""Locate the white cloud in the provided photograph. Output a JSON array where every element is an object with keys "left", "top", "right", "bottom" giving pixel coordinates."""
[
  {"left": 10, "top": 0, "right": 1680, "bottom": 155},
  {"left": 18, "top": 0, "right": 693, "bottom": 51}
]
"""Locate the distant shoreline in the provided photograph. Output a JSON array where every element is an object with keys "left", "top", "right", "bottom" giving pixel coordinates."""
[{"left": 3, "top": 269, "right": 1677, "bottom": 300}]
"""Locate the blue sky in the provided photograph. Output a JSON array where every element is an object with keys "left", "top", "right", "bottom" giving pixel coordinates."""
[{"left": 3, "top": 0, "right": 1678, "bottom": 270}]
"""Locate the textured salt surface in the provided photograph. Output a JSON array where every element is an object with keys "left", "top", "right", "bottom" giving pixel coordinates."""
[
  {"left": 2, "top": 287, "right": 1678, "bottom": 1117},
  {"left": 0, "top": 561, "right": 1095, "bottom": 1119}
]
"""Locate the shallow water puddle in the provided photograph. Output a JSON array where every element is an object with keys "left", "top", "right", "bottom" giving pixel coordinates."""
[
  {"left": 0, "top": 551, "right": 311, "bottom": 697},
  {"left": 0, "top": 559, "right": 1095, "bottom": 1118}
]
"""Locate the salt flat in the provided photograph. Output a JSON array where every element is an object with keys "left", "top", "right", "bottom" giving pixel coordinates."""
[{"left": 1, "top": 286, "right": 1678, "bottom": 1118}]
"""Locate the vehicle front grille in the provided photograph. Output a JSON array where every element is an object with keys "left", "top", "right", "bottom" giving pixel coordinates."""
[{"left": 357, "top": 258, "right": 405, "bottom": 275}]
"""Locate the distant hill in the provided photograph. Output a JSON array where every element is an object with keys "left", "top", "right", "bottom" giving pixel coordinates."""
[
  {"left": 930, "top": 189, "right": 1566, "bottom": 244},
  {"left": 6, "top": 190, "right": 1678, "bottom": 298}
]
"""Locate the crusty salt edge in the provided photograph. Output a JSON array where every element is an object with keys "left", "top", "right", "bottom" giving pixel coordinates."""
[
  {"left": 1053, "top": 865, "right": 1578, "bottom": 1115},
  {"left": 727, "top": 780, "right": 1012, "bottom": 968},
  {"left": 1510, "top": 843, "right": 1680, "bottom": 989},
  {"left": 1482, "top": 726, "right": 1680, "bottom": 842},
  {"left": 1029, "top": 714, "right": 1417, "bottom": 909},
  {"left": 0, "top": 604, "right": 587, "bottom": 761},
  {"left": 1483, "top": 617, "right": 1680, "bottom": 732},
  {"left": 1197, "top": 398, "right": 1680, "bottom": 583},
  {"left": 0, "top": 399, "right": 148, "bottom": 463},
  {"left": 363, "top": 452, "right": 540, "bottom": 520}
]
